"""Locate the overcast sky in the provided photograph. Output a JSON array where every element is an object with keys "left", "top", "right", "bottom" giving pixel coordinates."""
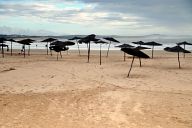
[{"left": 0, "top": 0, "right": 192, "bottom": 36}]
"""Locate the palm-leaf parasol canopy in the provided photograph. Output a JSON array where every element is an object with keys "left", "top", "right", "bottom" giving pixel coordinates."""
[
  {"left": 143, "top": 41, "right": 162, "bottom": 58},
  {"left": 115, "top": 43, "right": 134, "bottom": 61},
  {"left": 41, "top": 38, "right": 57, "bottom": 55},
  {"left": 78, "top": 34, "right": 99, "bottom": 63},
  {"left": 104, "top": 37, "right": 120, "bottom": 57},
  {"left": 0, "top": 37, "right": 7, "bottom": 58},
  {"left": 7, "top": 39, "right": 16, "bottom": 56},
  {"left": 164, "top": 45, "right": 191, "bottom": 68},
  {"left": 177, "top": 41, "right": 192, "bottom": 58}
]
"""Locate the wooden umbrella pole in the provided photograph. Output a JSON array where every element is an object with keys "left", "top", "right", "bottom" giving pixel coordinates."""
[
  {"left": 139, "top": 57, "right": 141, "bottom": 67},
  {"left": 57, "top": 52, "right": 59, "bottom": 61},
  {"left": 184, "top": 44, "right": 185, "bottom": 58},
  {"left": 11, "top": 41, "right": 13, "bottom": 56},
  {"left": 50, "top": 49, "right": 52, "bottom": 56},
  {"left": 124, "top": 52, "right": 126, "bottom": 61},
  {"left": 28, "top": 45, "right": 30, "bottom": 56},
  {"left": 2, "top": 43, "right": 4, "bottom": 58},
  {"left": 24, "top": 44, "right": 25, "bottom": 58},
  {"left": 88, "top": 41, "right": 91, "bottom": 63},
  {"left": 152, "top": 45, "right": 154, "bottom": 59},
  {"left": 60, "top": 51, "right": 62, "bottom": 58},
  {"left": 100, "top": 44, "right": 101, "bottom": 65},
  {"left": 46, "top": 42, "right": 48, "bottom": 55},
  {"left": 106, "top": 41, "right": 111, "bottom": 57},
  {"left": 178, "top": 51, "right": 181, "bottom": 69},
  {"left": 127, "top": 56, "right": 135, "bottom": 77},
  {"left": 77, "top": 40, "right": 81, "bottom": 56}
]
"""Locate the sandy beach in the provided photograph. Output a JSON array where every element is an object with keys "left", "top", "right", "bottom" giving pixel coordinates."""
[{"left": 0, "top": 49, "right": 192, "bottom": 128}]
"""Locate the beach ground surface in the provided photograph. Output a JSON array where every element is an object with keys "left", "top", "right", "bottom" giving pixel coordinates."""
[{"left": 0, "top": 50, "right": 192, "bottom": 128}]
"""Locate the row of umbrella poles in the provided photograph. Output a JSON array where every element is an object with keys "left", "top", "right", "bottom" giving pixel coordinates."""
[
  {"left": 1, "top": 36, "right": 192, "bottom": 73},
  {"left": 116, "top": 41, "right": 192, "bottom": 77},
  {"left": 0, "top": 38, "right": 36, "bottom": 58}
]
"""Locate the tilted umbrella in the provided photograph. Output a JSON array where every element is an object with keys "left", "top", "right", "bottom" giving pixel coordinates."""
[
  {"left": 177, "top": 41, "right": 192, "bottom": 58},
  {"left": 7, "top": 39, "right": 16, "bottom": 56},
  {"left": 164, "top": 45, "right": 191, "bottom": 68},
  {"left": 0, "top": 37, "right": 7, "bottom": 58},
  {"left": 94, "top": 40, "right": 108, "bottom": 65},
  {"left": 143, "top": 41, "right": 162, "bottom": 58},
  {"left": 78, "top": 34, "right": 99, "bottom": 63},
  {"left": 69, "top": 36, "right": 82, "bottom": 56},
  {"left": 41, "top": 38, "right": 57, "bottom": 55},
  {"left": 121, "top": 47, "right": 150, "bottom": 77},
  {"left": 17, "top": 39, "right": 34, "bottom": 58},
  {"left": 134, "top": 46, "right": 150, "bottom": 67},
  {"left": 104, "top": 37, "right": 120, "bottom": 57},
  {"left": 23, "top": 38, "right": 35, "bottom": 56},
  {"left": 115, "top": 43, "right": 134, "bottom": 61},
  {"left": 132, "top": 41, "right": 148, "bottom": 67}
]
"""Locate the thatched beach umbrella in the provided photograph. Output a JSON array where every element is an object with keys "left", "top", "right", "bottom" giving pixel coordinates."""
[
  {"left": 104, "top": 37, "right": 120, "bottom": 57},
  {"left": 143, "top": 41, "right": 162, "bottom": 58},
  {"left": 132, "top": 41, "right": 148, "bottom": 67},
  {"left": 177, "top": 41, "right": 192, "bottom": 58},
  {"left": 50, "top": 40, "right": 75, "bottom": 60},
  {"left": 69, "top": 36, "right": 82, "bottom": 56},
  {"left": 115, "top": 43, "right": 134, "bottom": 61},
  {"left": 17, "top": 39, "right": 34, "bottom": 58},
  {"left": 164, "top": 45, "right": 191, "bottom": 69},
  {"left": 94, "top": 40, "right": 108, "bottom": 65},
  {"left": 24, "top": 38, "right": 35, "bottom": 56},
  {"left": 50, "top": 45, "right": 69, "bottom": 60},
  {"left": 41, "top": 38, "right": 57, "bottom": 55},
  {"left": 0, "top": 37, "right": 7, "bottom": 58},
  {"left": 79, "top": 34, "right": 99, "bottom": 63},
  {"left": 7, "top": 39, "right": 16, "bottom": 56},
  {"left": 132, "top": 41, "right": 145, "bottom": 46},
  {"left": 121, "top": 47, "right": 150, "bottom": 77}
]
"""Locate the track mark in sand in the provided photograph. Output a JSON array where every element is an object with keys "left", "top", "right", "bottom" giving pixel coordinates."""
[
  {"left": 0, "top": 67, "right": 16, "bottom": 73},
  {"left": 133, "top": 102, "right": 144, "bottom": 115},
  {"left": 103, "top": 91, "right": 130, "bottom": 123}
]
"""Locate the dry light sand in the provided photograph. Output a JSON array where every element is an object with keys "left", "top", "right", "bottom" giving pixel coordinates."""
[{"left": 0, "top": 49, "right": 192, "bottom": 128}]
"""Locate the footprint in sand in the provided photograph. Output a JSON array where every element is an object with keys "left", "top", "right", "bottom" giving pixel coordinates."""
[
  {"left": 103, "top": 91, "right": 130, "bottom": 123},
  {"left": 133, "top": 102, "right": 144, "bottom": 115}
]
